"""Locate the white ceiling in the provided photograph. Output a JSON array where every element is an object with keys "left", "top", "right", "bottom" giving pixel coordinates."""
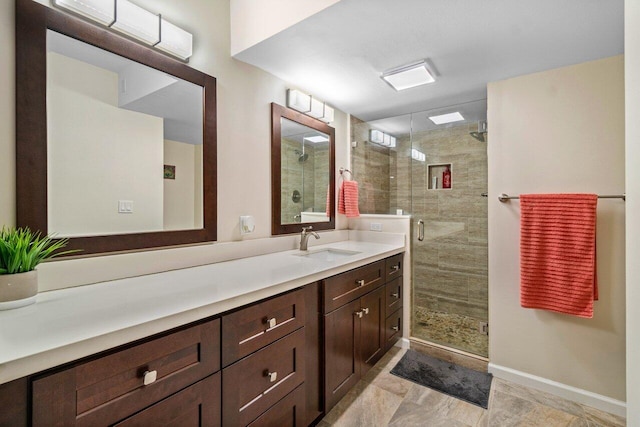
[{"left": 235, "top": 0, "right": 624, "bottom": 122}]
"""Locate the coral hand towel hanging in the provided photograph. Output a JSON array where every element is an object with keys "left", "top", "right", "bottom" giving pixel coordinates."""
[{"left": 519, "top": 194, "right": 598, "bottom": 318}]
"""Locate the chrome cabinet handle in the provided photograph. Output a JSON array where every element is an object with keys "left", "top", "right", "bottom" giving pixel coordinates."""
[
  {"left": 356, "top": 279, "right": 365, "bottom": 287},
  {"left": 391, "top": 326, "right": 399, "bottom": 331},
  {"left": 390, "top": 265, "right": 400, "bottom": 272},
  {"left": 417, "top": 219, "right": 425, "bottom": 242},
  {"left": 362, "top": 307, "right": 369, "bottom": 315},
  {"left": 391, "top": 292, "right": 399, "bottom": 298},
  {"left": 264, "top": 370, "right": 278, "bottom": 383},
  {"left": 143, "top": 370, "right": 157, "bottom": 386},
  {"left": 265, "top": 317, "right": 277, "bottom": 329},
  {"left": 354, "top": 310, "right": 364, "bottom": 318}
]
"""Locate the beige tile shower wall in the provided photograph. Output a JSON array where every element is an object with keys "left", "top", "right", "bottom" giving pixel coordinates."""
[
  {"left": 350, "top": 116, "right": 392, "bottom": 214},
  {"left": 407, "top": 124, "right": 488, "bottom": 331},
  {"left": 488, "top": 56, "right": 625, "bottom": 401}
]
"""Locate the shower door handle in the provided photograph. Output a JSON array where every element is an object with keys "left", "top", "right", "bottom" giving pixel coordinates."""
[{"left": 417, "top": 220, "right": 425, "bottom": 241}]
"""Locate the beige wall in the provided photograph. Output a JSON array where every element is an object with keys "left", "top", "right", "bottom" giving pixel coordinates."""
[
  {"left": 230, "top": 0, "right": 340, "bottom": 56},
  {"left": 488, "top": 56, "right": 626, "bottom": 401},
  {"left": 163, "top": 139, "right": 203, "bottom": 231},
  {"left": 47, "top": 53, "right": 165, "bottom": 236},
  {"left": 625, "top": 0, "right": 640, "bottom": 422},
  {"left": 0, "top": 0, "right": 349, "bottom": 290}
]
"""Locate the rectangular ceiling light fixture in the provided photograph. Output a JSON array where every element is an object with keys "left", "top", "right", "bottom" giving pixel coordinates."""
[
  {"left": 304, "top": 135, "right": 329, "bottom": 143},
  {"left": 429, "top": 111, "right": 465, "bottom": 125},
  {"left": 381, "top": 60, "right": 435, "bottom": 91}
]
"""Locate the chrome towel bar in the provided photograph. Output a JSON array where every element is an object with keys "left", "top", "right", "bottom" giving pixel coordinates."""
[{"left": 496, "top": 193, "right": 626, "bottom": 203}]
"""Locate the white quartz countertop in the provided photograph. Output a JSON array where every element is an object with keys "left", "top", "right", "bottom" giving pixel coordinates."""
[{"left": 0, "top": 238, "right": 404, "bottom": 384}]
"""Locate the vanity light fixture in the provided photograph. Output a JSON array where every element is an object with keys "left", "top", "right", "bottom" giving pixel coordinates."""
[
  {"left": 111, "top": 0, "right": 160, "bottom": 45},
  {"left": 286, "top": 89, "right": 334, "bottom": 123},
  {"left": 381, "top": 60, "right": 435, "bottom": 91},
  {"left": 411, "top": 148, "right": 426, "bottom": 162},
  {"left": 429, "top": 111, "right": 465, "bottom": 125},
  {"left": 369, "top": 129, "right": 396, "bottom": 148},
  {"left": 53, "top": 0, "right": 193, "bottom": 61}
]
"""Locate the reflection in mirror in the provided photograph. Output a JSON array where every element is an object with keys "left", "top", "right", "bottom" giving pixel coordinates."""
[
  {"left": 271, "top": 103, "right": 335, "bottom": 235},
  {"left": 16, "top": 0, "right": 216, "bottom": 256},
  {"left": 47, "top": 30, "right": 204, "bottom": 237},
  {"left": 280, "top": 117, "right": 330, "bottom": 225}
]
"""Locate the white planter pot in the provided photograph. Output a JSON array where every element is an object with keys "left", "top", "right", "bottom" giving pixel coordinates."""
[{"left": 0, "top": 270, "right": 38, "bottom": 310}]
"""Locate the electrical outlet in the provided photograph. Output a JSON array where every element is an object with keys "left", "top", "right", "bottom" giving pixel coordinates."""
[{"left": 370, "top": 222, "right": 383, "bottom": 232}]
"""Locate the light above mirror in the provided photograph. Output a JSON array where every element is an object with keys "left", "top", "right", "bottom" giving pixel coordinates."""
[
  {"left": 53, "top": 0, "right": 193, "bottom": 60},
  {"left": 286, "top": 89, "right": 335, "bottom": 123},
  {"left": 272, "top": 103, "right": 336, "bottom": 235}
]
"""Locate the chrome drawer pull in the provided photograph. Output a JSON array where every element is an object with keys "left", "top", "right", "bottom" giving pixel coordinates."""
[
  {"left": 391, "top": 292, "right": 400, "bottom": 298},
  {"left": 356, "top": 279, "right": 365, "bottom": 287},
  {"left": 265, "top": 317, "right": 277, "bottom": 329},
  {"left": 362, "top": 307, "right": 369, "bottom": 315},
  {"left": 391, "top": 265, "right": 400, "bottom": 272},
  {"left": 265, "top": 370, "right": 278, "bottom": 382},
  {"left": 354, "top": 310, "right": 364, "bottom": 318},
  {"left": 392, "top": 326, "right": 399, "bottom": 331},
  {"left": 143, "top": 370, "right": 157, "bottom": 386}
]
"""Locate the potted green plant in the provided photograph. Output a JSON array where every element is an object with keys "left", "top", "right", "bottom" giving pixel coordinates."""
[{"left": 0, "top": 227, "right": 77, "bottom": 310}]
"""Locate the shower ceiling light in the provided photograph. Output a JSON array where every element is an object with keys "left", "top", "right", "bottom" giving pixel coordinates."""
[
  {"left": 304, "top": 136, "right": 329, "bottom": 143},
  {"left": 429, "top": 112, "right": 465, "bottom": 125},
  {"left": 381, "top": 60, "right": 435, "bottom": 91}
]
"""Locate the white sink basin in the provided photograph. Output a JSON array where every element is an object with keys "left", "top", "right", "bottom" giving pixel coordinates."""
[{"left": 295, "top": 248, "right": 361, "bottom": 261}]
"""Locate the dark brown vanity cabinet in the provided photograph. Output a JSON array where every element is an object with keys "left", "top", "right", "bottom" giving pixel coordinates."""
[
  {"left": 221, "top": 287, "right": 312, "bottom": 427},
  {"left": 0, "top": 254, "right": 402, "bottom": 427},
  {"left": 32, "top": 319, "right": 221, "bottom": 427},
  {"left": 323, "top": 255, "right": 404, "bottom": 412}
]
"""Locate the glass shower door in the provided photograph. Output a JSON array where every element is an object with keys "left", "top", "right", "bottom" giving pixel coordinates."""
[{"left": 409, "top": 102, "right": 489, "bottom": 357}]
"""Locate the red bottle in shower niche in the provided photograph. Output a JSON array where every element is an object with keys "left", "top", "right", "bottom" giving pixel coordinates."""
[{"left": 442, "top": 166, "right": 451, "bottom": 189}]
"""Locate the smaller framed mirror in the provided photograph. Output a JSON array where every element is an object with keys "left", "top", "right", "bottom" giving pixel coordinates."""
[{"left": 271, "top": 103, "right": 335, "bottom": 235}]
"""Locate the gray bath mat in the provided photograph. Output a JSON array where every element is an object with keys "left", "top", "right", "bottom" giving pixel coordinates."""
[{"left": 390, "top": 350, "right": 492, "bottom": 409}]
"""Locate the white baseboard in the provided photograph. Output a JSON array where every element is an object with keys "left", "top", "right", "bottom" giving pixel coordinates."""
[
  {"left": 488, "top": 363, "right": 626, "bottom": 418},
  {"left": 395, "top": 338, "right": 411, "bottom": 349}
]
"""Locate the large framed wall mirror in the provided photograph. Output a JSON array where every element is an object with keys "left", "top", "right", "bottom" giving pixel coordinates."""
[
  {"left": 15, "top": 0, "right": 217, "bottom": 256},
  {"left": 271, "top": 103, "right": 335, "bottom": 235}
]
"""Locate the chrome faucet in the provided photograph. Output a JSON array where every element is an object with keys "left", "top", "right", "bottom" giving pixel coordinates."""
[{"left": 300, "top": 226, "right": 320, "bottom": 251}]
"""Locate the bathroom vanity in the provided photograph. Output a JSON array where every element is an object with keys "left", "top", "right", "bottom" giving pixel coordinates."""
[{"left": 0, "top": 240, "right": 405, "bottom": 426}]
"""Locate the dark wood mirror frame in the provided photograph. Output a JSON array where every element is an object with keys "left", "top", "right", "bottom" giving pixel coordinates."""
[
  {"left": 15, "top": 0, "right": 217, "bottom": 256},
  {"left": 271, "top": 103, "right": 335, "bottom": 235}
]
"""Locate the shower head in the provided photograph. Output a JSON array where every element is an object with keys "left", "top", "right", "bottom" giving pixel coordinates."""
[
  {"left": 469, "top": 120, "right": 487, "bottom": 142},
  {"left": 294, "top": 149, "right": 309, "bottom": 162},
  {"left": 469, "top": 131, "right": 486, "bottom": 142}
]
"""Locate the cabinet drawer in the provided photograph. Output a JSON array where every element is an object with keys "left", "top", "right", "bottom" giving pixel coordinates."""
[
  {"left": 385, "top": 308, "right": 403, "bottom": 351},
  {"left": 113, "top": 373, "right": 221, "bottom": 427},
  {"left": 32, "top": 319, "right": 220, "bottom": 427},
  {"left": 385, "top": 253, "right": 403, "bottom": 280},
  {"left": 247, "top": 384, "right": 305, "bottom": 427},
  {"left": 222, "top": 329, "right": 305, "bottom": 426},
  {"left": 323, "top": 260, "right": 385, "bottom": 313},
  {"left": 222, "top": 289, "right": 305, "bottom": 367},
  {"left": 385, "top": 277, "right": 403, "bottom": 317}
]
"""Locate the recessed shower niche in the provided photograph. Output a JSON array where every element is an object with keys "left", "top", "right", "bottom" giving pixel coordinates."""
[{"left": 428, "top": 163, "right": 452, "bottom": 190}]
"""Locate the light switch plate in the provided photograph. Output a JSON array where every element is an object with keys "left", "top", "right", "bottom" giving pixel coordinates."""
[
  {"left": 118, "top": 200, "right": 133, "bottom": 213},
  {"left": 370, "top": 222, "right": 383, "bottom": 231},
  {"left": 240, "top": 215, "right": 255, "bottom": 234}
]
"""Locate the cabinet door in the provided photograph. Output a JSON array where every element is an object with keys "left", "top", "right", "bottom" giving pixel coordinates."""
[
  {"left": 360, "top": 285, "right": 386, "bottom": 374},
  {"left": 113, "top": 373, "right": 220, "bottom": 427},
  {"left": 247, "top": 385, "right": 305, "bottom": 427},
  {"left": 324, "top": 299, "right": 361, "bottom": 412}
]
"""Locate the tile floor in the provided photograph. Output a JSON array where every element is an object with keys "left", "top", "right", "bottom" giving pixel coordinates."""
[{"left": 318, "top": 348, "right": 626, "bottom": 427}]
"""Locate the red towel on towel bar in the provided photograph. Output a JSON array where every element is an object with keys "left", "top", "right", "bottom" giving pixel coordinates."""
[
  {"left": 338, "top": 181, "right": 360, "bottom": 218},
  {"left": 519, "top": 194, "right": 598, "bottom": 318}
]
